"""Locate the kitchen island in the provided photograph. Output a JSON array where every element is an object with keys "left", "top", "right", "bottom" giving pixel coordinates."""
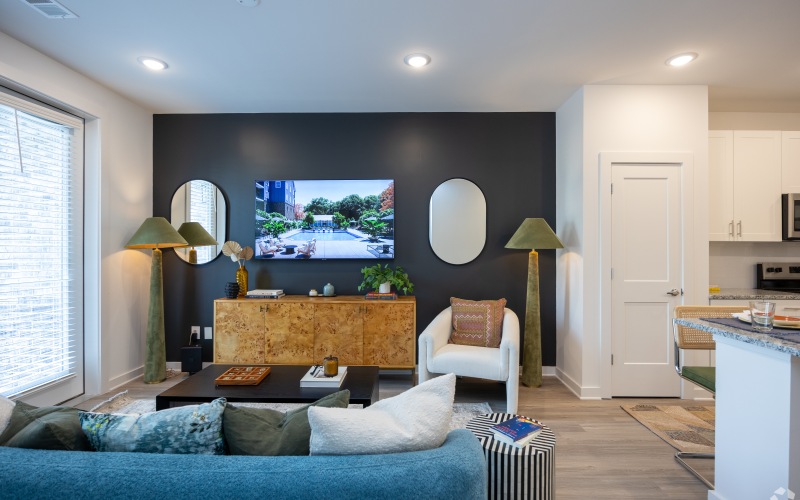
[{"left": 675, "top": 317, "right": 799, "bottom": 500}]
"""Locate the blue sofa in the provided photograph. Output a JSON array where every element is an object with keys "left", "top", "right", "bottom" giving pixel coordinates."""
[{"left": 0, "top": 429, "right": 487, "bottom": 500}]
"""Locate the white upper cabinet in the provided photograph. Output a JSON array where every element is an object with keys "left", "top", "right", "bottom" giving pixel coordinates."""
[
  {"left": 709, "top": 130, "right": 782, "bottom": 242},
  {"left": 783, "top": 131, "right": 800, "bottom": 194}
]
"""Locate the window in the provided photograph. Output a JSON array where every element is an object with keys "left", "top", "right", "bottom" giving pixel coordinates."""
[
  {"left": 0, "top": 88, "right": 84, "bottom": 404},
  {"left": 186, "top": 180, "right": 216, "bottom": 263}
]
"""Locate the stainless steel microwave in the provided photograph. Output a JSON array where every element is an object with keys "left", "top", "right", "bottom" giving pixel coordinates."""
[{"left": 783, "top": 193, "right": 800, "bottom": 240}]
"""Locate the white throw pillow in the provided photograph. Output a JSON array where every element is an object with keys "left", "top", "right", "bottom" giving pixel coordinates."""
[
  {"left": 0, "top": 395, "right": 15, "bottom": 435},
  {"left": 308, "top": 372, "right": 455, "bottom": 455}
]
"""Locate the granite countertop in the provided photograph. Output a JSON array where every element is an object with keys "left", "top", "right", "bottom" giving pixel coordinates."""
[
  {"left": 675, "top": 317, "right": 800, "bottom": 357},
  {"left": 709, "top": 288, "right": 800, "bottom": 300}
]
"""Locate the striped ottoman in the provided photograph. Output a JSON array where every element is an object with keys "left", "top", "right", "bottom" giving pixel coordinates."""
[{"left": 466, "top": 413, "right": 556, "bottom": 500}]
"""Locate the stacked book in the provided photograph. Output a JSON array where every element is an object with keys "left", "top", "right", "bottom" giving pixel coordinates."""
[
  {"left": 365, "top": 291, "right": 397, "bottom": 300},
  {"left": 246, "top": 289, "right": 285, "bottom": 299},
  {"left": 299, "top": 365, "right": 348, "bottom": 387},
  {"left": 490, "top": 416, "right": 544, "bottom": 448}
]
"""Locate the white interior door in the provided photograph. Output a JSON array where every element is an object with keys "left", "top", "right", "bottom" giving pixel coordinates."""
[{"left": 611, "top": 164, "right": 682, "bottom": 397}]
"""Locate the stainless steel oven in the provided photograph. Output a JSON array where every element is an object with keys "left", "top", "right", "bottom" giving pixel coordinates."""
[{"left": 783, "top": 193, "right": 800, "bottom": 240}]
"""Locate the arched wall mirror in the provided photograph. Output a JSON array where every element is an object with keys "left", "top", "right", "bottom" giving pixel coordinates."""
[
  {"left": 171, "top": 180, "right": 226, "bottom": 265},
  {"left": 429, "top": 178, "right": 486, "bottom": 265}
]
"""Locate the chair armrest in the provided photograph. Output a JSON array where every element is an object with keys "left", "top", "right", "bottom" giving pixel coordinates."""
[
  {"left": 499, "top": 308, "right": 520, "bottom": 375},
  {"left": 419, "top": 307, "right": 452, "bottom": 355}
]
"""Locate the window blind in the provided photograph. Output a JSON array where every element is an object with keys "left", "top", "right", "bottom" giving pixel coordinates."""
[
  {"left": 0, "top": 89, "right": 84, "bottom": 401},
  {"left": 187, "top": 180, "right": 216, "bottom": 263}
]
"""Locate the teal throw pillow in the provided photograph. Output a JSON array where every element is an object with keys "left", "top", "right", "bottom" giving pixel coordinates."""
[
  {"left": 223, "top": 389, "right": 350, "bottom": 456},
  {"left": 80, "top": 397, "right": 226, "bottom": 454},
  {"left": 0, "top": 401, "right": 92, "bottom": 451}
]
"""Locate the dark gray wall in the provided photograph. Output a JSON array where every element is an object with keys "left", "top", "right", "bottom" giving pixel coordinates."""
[{"left": 153, "top": 113, "right": 556, "bottom": 365}]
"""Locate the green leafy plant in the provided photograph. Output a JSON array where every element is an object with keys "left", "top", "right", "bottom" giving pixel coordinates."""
[{"left": 357, "top": 264, "right": 414, "bottom": 295}]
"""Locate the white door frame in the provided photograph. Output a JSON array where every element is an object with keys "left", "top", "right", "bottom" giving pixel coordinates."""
[{"left": 599, "top": 152, "right": 695, "bottom": 399}]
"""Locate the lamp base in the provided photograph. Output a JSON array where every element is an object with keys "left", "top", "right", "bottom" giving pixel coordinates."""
[
  {"left": 143, "top": 248, "right": 167, "bottom": 384},
  {"left": 521, "top": 249, "right": 542, "bottom": 388}
]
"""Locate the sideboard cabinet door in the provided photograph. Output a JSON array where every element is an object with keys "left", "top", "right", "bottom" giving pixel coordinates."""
[
  {"left": 363, "top": 302, "right": 416, "bottom": 368},
  {"left": 214, "top": 300, "right": 266, "bottom": 364}
]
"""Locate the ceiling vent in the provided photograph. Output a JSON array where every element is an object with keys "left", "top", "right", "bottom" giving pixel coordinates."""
[{"left": 21, "top": 0, "right": 78, "bottom": 19}]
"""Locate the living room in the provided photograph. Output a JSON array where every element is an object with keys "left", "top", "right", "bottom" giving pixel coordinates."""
[{"left": 2, "top": 2, "right": 800, "bottom": 499}]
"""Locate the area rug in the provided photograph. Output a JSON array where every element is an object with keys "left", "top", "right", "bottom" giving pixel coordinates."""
[
  {"left": 621, "top": 404, "right": 714, "bottom": 453},
  {"left": 90, "top": 391, "right": 492, "bottom": 431}
]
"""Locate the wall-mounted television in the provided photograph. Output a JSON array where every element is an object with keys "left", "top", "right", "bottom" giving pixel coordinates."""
[{"left": 254, "top": 179, "right": 395, "bottom": 260}]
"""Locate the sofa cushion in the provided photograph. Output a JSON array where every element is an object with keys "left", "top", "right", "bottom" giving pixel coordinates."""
[
  {"left": 80, "top": 398, "right": 226, "bottom": 454},
  {"left": 0, "top": 396, "right": 14, "bottom": 435},
  {"left": 0, "top": 401, "right": 91, "bottom": 451},
  {"left": 449, "top": 297, "right": 507, "bottom": 347},
  {"left": 308, "top": 373, "right": 455, "bottom": 455},
  {"left": 223, "top": 389, "right": 350, "bottom": 456}
]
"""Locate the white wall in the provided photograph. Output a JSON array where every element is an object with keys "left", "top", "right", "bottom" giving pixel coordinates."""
[
  {"left": 555, "top": 89, "right": 585, "bottom": 395},
  {"left": 556, "top": 85, "right": 709, "bottom": 398},
  {"left": 0, "top": 31, "right": 154, "bottom": 396}
]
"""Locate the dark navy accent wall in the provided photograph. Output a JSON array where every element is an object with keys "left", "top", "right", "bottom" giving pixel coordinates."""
[{"left": 153, "top": 113, "right": 556, "bottom": 365}]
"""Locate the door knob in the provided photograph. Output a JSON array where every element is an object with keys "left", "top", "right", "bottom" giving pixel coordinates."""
[{"left": 667, "top": 289, "right": 681, "bottom": 296}]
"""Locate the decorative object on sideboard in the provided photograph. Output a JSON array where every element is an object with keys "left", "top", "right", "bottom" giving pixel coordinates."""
[
  {"left": 176, "top": 222, "right": 218, "bottom": 264},
  {"left": 224, "top": 282, "right": 240, "bottom": 299},
  {"left": 357, "top": 263, "right": 414, "bottom": 295},
  {"left": 309, "top": 288, "right": 318, "bottom": 296},
  {"left": 323, "top": 283, "right": 335, "bottom": 296},
  {"left": 125, "top": 216, "right": 188, "bottom": 384},
  {"left": 222, "top": 240, "right": 253, "bottom": 297},
  {"left": 170, "top": 180, "right": 227, "bottom": 265},
  {"left": 505, "top": 218, "right": 564, "bottom": 388}
]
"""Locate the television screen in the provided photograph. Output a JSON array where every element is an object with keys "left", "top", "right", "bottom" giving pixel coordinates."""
[{"left": 254, "top": 179, "right": 395, "bottom": 260}]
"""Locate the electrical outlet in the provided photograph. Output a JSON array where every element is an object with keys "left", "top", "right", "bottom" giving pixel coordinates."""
[
  {"left": 191, "top": 326, "right": 200, "bottom": 341},
  {"left": 204, "top": 326, "right": 213, "bottom": 339}
]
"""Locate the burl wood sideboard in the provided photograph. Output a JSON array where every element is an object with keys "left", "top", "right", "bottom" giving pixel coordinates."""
[{"left": 213, "top": 295, "right": 416, "bottom": 371}]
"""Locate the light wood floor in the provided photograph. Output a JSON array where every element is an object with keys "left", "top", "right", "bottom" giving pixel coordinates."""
[{"left": 74, "top": 372, "right": 713, "bottom": 499}]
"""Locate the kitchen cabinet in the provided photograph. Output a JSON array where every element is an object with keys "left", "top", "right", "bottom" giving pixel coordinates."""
[
  {"left": 783, "top": 131, "right": 800, "bottom": 194},
  {"left": 213, "top": 296, "right": 416, "bottom": 370},
  {"left": 709, "top": 130, "right": 782, "bottom": 242}
]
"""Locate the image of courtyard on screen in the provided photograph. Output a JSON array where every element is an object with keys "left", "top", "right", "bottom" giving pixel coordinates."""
[{"left": 254, "top": 179, "right": 395, "bottom": 260}]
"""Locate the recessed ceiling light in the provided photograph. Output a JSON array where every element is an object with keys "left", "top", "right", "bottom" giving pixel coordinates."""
[
  {"left": 404, "top": 53, "right": 431, "bottom": 68},
  {"left": 137, "top": 56, "right": 168, "bottom": 71},
  {"left": 666, "top": 52, "right": 698, "bottom": 67}
]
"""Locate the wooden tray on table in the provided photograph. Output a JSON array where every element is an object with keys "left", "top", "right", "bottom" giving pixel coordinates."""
[{"left": 214, "top": 366, "right": 271, "bottom": 386}]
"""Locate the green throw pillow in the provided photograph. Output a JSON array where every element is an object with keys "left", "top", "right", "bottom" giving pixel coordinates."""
[
  {"left": 223, "top": 389, "right": 350, "bottom": 456},
  {"left": 80, "top": 397, "right": 226, "bottom": 454},
  {"left": 0, "top": 401, "right": 92, "bottom": 451}
]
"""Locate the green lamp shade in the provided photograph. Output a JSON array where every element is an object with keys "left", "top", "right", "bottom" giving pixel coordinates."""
[
  {"left": 126, "top": 217, "right": 188, "bottom": 249},
  {"left": 505, "top": 218, "right": 564, "bottom": 250},
  {"left": 177, "top": 222, "right": 218, "bottom": 247}
]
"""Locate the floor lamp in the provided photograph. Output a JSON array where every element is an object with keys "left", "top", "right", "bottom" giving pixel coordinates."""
[
  {"left": 505, "top": 218, "right": 564, "bottom": 387},
  {"left": 126, "top": 217, "right": 188, "bottom": 384},
  {"left": 177, "top": 222, "right": 218, "bottom": 264}
]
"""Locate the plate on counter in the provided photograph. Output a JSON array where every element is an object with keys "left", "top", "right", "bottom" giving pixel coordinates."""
[{"left": 732, "top": 311, "right": 800, "bottom": 329}]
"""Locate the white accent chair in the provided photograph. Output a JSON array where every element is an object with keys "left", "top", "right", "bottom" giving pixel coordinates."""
[{"left": 418, "top": 306, "right": 520, "bottom": 414}]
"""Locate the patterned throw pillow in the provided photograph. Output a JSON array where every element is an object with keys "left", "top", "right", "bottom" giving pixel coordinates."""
[
  {"left": 80, "top": 398, "right": 226, "bottom": 454},
  {"left": 449, "top": 297, "right": 507, "bottom": 348}
]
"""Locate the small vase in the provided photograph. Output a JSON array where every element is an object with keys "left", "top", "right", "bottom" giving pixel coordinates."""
[
  {"left": 224, "top": 282, "right": 239, "bottom": 299},
  {"left": 323, "top": 283, "right": 335, "bottom": 296},
  {"left": 379, "top": 282, "right": 391, "bottom": 294},
  {"left": 236, "top": 265, "right": 248, "bottom": 297}
]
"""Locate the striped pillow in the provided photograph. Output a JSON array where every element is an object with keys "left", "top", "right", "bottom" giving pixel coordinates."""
[{"left": 449, "top": 297, "right": 507, "bottom": 348}]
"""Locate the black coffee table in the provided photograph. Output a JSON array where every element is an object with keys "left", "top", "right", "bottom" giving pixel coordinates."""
[{"left": 155, "top": 364, "right": 379, "bottom": 410}]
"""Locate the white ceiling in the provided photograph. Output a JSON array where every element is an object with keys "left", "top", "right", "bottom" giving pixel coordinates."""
[{"left": 1, "top": 0, "right": 799, "bottom": 114}]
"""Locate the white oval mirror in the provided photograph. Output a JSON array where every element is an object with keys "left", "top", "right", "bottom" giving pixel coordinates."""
[
  {"left": 170, "top": 180, "right": 226, "bottom": 265},
  {"left": 429, "top": 178, "right": 486, "bottom": 265}
]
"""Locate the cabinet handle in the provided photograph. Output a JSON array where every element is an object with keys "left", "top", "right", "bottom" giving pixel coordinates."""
[
  {"left": 736, "top": 220, "right": 742, "bottom": 237},
  {"left": 728, "top": 220, "right": 734, "bottom": 237}
]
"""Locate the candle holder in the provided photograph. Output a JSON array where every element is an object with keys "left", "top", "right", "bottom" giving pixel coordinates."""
[{"left": 323, "top": 355, "right": 339, "bottom": 377}]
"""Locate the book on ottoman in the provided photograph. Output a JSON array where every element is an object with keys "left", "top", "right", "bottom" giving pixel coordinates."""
[
  {"left": 299, "top": 365, "right": 348, "bottom": 387},
  {"left": 490, "top": 415, "right": 544, "bottom": 448}
]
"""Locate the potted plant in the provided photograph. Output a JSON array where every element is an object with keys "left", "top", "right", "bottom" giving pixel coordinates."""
[{"left": 358, "top": 263, "right": 414, "bottom": 295}]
